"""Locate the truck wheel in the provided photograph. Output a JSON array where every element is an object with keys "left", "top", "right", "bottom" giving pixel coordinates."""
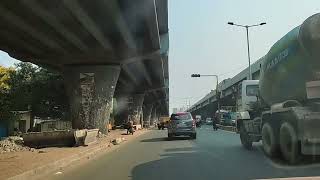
[
  {"left": 262, "top": 123, "right": 279, "bottom": 157},
  {"left": 240, "top": 125, "right": 252, "bottom": 150},
  {"left": 280, "top": 122, "right": 300, "bottom": 164}
]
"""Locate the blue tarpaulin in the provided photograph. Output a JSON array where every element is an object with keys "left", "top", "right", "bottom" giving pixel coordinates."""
[{"left": 0, "top": 123, "right": 8, "bottom": 137}]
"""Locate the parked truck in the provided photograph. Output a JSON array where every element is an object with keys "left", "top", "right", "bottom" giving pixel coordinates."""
[{"left": 236, "top": 13, "right": 320, "bottom": 164}]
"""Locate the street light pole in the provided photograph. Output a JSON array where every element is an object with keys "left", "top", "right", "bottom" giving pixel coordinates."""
[
  {"left": 228, "top": 22, "right": 266, "bottom": 80},
  {"left": 191, "top": 74, "right": 220, "bottom": 122},
  {"left": 245, "top": 26, "right": 252, "bottom": 80}
]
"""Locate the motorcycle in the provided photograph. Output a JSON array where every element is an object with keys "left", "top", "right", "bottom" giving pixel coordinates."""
[
  {"left": 196, "top": 121, "right": 202, "bottom": 127},
  {"left": 127, "top": 125, "right": 134, "bottom": 135}
]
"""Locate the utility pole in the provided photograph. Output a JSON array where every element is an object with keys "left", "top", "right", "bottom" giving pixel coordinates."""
[{"left": 228, "top": 22, "right": 266, "bottom": 80}]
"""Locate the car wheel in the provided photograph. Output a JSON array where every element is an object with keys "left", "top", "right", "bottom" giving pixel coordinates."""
[{"left": 280, "top": 122, "right": 300, "bottom": 164}]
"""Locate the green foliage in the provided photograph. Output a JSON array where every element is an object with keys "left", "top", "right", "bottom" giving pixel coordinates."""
[
  {"left": 0, "top": 62, "right": 68, "bottom": 119},
  {"left": 0, "top": 66, "right": 14, "bottom": 92},
  {"left": 0, "top": 66, "right": 14, "bottom": 118}
]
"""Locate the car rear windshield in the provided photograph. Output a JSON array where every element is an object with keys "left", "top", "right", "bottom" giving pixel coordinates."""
[{"left": 170, "top": 113, "right": 192, "bottom": 120}]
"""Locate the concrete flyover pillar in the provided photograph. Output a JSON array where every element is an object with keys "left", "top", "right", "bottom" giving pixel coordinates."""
[
  {"left": 143, "top": 105, "right": 153, "bottom": 128},
  {"left": 63, "top": 65, "right": 120, "bottom": 134},
  {"left": 156, "top": 110, "right": 161, "bottom": 123},
  {"left": 128, "top": 94, "right": 145, "bottom": 125},
  {"left": 150, "top": 107, "right": 157, "bottom": 126}
]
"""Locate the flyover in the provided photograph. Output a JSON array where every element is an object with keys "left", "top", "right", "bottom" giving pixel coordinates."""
[
  {"left": 188, "top": 57, "right": 264, "bottom": 118},
  {"left": 0, "top": 0, "right": 169, "bottom": 133}
]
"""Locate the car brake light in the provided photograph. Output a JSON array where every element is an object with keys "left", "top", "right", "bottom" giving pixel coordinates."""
[{"left": 192, "top": 119, "right": 196, "bottom": 127}]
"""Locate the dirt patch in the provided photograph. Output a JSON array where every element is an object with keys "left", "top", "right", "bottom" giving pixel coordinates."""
[{"left": 1, "top": 129, "right": 148, "bottom": 180}]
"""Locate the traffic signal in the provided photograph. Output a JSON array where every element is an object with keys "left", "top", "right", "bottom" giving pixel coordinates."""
[{"left": 191, "top": 74, "right": 201, "bottom": 77}]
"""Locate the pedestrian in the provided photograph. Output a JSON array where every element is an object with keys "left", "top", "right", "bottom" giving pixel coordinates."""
[
  {"left": 127, "top": 120, "right": 134, "bottom": 135},
  {"left": 213, "top": 116, "right": 218, "bottom": 131}
]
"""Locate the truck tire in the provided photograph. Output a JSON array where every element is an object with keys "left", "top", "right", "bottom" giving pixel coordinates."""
[
  {"left": 279, "top": 122, "right": 300, "bottom": 164},
  {"left": 262, "top": 123, "right": 279, "bottom": 157},
  {"left": 240, "top": 125, "right": 252, "bottom": 150}
]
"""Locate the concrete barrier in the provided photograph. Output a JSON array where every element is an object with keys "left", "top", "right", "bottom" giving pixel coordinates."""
[
  {"left": 23, "top": 130, "right": 75, "bottom": 148},
  {"left": 133, "top": 125, "right": 142, "bottom": 130},
  {"left": 84, "top": 129, "right": 99, "bottom": 145},
  {"left": 23, "top": 129, "right": 100, "bottom": 148},
  {"left": 74, "top": 129, "right": 87, "bottom": 146}
]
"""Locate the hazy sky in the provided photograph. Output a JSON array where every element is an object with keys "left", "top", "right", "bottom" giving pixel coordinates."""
[
  {"left": 0, "top": 1, "right": 319, "bottom": 113},
  {"left": 168, "top": 0, "right": 320, "bottom": 111}
]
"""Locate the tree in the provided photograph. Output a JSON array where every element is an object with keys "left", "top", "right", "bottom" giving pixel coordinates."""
[
  {"left": 0, "top": 66, "right": 14, "bottom": 93},
  {"left": 31, "top": 67, "right": 69, "bottom": 119},
  {"left": 8, "top": 62, "right": 68, "bottom": 119},
  {"left": 9, "top": 62, "right": 37, "bottom": 111},
  {"left": 0, "top": 66, "right": 14, "bottom": 118}
]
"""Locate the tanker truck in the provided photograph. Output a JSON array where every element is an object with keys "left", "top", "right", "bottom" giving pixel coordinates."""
[{"left": 236, "top": 13, "right": 320, "bottom": 164}]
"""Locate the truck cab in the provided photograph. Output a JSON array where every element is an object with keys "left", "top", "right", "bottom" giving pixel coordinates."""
[{"left": 236, "top": 80, "right": 259, "bottom": 112}]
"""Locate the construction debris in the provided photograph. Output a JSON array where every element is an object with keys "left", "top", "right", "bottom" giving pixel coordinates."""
[
  {"left": 111, "top": 137, "right": 127, "bottom": 145},
  {"left": 98, "top": 132, "right": 107, "bottom": 138},
  {"left": 0, "top": 136, "right": 34, "bottom": 153},
  {"left": 111, "top": 138, "right": 122, "bottom": 145}
]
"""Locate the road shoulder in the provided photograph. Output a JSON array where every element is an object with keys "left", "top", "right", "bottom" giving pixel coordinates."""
[{"left": 4, "top": 129, "right": 149, "bottom": 180}]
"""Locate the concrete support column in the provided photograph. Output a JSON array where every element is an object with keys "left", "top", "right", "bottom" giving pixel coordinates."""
[
  {"left": 156, "top": 110, "right": 161, "bottom": 122},
  {"left": 143, "top": 105, "right": 153, "bottom": 128},
  {"left": 114, "top": 96, "right": 130, "bottom": 126},
  {"left": 128, "top": 94, "right": 145, "bottom": 125},
  {"left": 63, "top": 65, "right": 120, "bottom": 134},
  {"left": 150, "top": 107, "right": 157, "bottom": 126}
]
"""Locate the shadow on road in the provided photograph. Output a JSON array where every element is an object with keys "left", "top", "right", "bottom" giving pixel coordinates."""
[
  {"left": 141, "top": 137, "right": 192, "bottom": 142},
  {"left": 121, "top": 133, "right": 134, "bottom": 135},
  {"left": 131, "top": 146, "right": 320, "bottom": 180},
  {"left": 164, "top": 147, "right": 195, "bottom": 152}
]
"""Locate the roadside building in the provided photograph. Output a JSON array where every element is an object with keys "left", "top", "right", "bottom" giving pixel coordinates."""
[
  {"left": 0, "top": 111, "right": 32, "bottom": 137},
  {"left": 33, "top": 118, "right": 72, "bottom": 132},
  {"left": 10, "top": 111, "right": 32, "bottom": 134}
]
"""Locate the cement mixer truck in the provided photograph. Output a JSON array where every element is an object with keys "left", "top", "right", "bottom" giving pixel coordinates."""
[{"left": 236, "top": 13, "right": 320, "bottom": 164}]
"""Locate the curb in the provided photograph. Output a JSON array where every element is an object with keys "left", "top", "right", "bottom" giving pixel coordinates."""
[
  {"left": 8, "top": 143, "right": 107, "bottom": 180},
  {"left": 8, "top": 130, "right": 148, "bottom": 180}
]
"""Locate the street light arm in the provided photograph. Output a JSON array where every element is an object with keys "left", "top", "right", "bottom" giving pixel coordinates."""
[
  {"left": 229, "top": 22, "right": 266, "bottom": 28},
  {"left": 198, "top": 75, "right": 218, "bottom": 78},
  {"left": 228, "top": 23, "right": 246, "bottom": 28},
  {"left": 248, "top": 23, "right": 266, "bottom": 27}
]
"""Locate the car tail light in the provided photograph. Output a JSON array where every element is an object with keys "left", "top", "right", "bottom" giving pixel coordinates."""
[{"left": 192, "top": 119, "right": 196, "bottom": 127}]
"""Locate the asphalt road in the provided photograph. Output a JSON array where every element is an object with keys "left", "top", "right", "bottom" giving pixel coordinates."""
[{"left": 50, "top": 125, "right": 320, "bottom": 180}]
